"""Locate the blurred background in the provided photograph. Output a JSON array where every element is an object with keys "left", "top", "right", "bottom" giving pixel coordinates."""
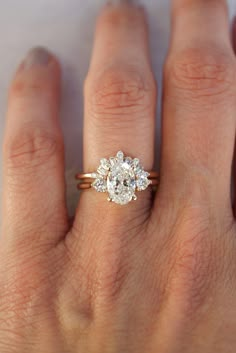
[{"left": 0, "top": 0, "right": 235, "bottom": 216}]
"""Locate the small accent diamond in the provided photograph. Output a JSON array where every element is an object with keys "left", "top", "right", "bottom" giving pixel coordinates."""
[
  {"left": 97, "top": 165, "right": 108, "bottom": 176},
  {"left": 116, "top": 151, "right": 124, "bottom": 160},
  {"left": 133, "top": 158, "right": 140, "bottom": 166},
  {"left": 136, "top": 171, "right": 151, "bottom": 191},
  {"left": 134, "top": 163, "right": 143, "bottom": 174},
  {"left": 109, "top": 157, "right": 116, "bottom": 166},
  {"left": 125, "top": 157, "right": 132, "bottom": 165},
  {"left": 100, "top": 158, "right": 110, "bottom": 169},
  {"left": 92, "top": 177, "right": 107, "bottom": 192}
]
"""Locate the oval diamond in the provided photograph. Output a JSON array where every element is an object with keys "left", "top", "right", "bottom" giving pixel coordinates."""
[
  {"left": 107, "top": 160, "right": 136, "bottom": 205},
  {"left": 91, "top": 151, "right": 153, "bottom": 204}
]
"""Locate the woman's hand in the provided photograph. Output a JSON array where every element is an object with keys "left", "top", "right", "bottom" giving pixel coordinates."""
[{"left": 1, "top": 1, "right": 236, "bottom": 352}]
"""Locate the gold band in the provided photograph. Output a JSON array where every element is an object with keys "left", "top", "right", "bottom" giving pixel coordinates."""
[{"left": 76, "top": 171, "right": 159, "bottom": 190}]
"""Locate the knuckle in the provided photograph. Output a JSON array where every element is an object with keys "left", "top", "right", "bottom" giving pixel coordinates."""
[
  {"left": 0, "top": 247, "right": 60, "bottom": 348},
  {"left": 85, "top": 66, "right": 156, "bottom": 124},
  {"left": 4, "top": 125, "right": 62, "bottom": 172},
  {"left": 11, "top": 78, "right": 44, "bottom": 98},
  {"left": 170, "top": 226, "right": 215, "bottom": 312},
  {"left": 94, "top": 259, "right": 129, "bottom": 304},
  {"left": 10, "top": 71, "right": 57, "bottom": 101},
  {"left": 172, "top": 0, "right": 228, "bottom": 19},
  {"left": 167, "top": 203, "right": 224, "bottom": 314},
  {"left": 67, "top": 228, "right": 131, "bottom": 306},
  {"left": 181, "top": 166, "right": 214, "bottom": 204},
  {"left": 165, "top": 47, "right": 236, "bottom": 102}
]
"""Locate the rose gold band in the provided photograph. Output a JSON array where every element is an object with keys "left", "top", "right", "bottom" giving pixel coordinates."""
[{"left": 76, "top": 171, "right": 159, "bottom": 190}]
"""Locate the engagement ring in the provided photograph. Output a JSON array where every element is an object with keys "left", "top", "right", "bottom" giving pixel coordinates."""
[{"left": 76, "top": 151, "right": 158, "bottom": 205}]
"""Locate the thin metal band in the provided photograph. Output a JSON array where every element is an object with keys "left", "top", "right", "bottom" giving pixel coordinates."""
[
  {"left": 77, "top": 178, "right": 159, "bottom": 190},
  {"left": 76, "top": 171, "right": 159, "bottom": 180}
]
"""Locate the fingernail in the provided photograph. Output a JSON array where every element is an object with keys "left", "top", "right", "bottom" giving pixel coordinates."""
[{"left": 23, "top": 47, "right": 52, "bottom": 69}]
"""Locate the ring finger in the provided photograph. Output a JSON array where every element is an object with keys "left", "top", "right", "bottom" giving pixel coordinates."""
[{"left": 74, "top": 2, "right": 157, "bottom": 232}]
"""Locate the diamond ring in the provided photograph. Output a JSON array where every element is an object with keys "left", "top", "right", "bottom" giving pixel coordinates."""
[{"left": 76, "top": 151, "right": 159, "bottom": 205}]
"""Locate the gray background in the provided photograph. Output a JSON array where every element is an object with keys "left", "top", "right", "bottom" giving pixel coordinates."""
[{"left": 0, "top": 0, "right": 236, "bottom": 215}]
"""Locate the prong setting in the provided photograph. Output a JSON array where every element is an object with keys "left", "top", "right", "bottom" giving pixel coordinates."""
[{"left": 91, "top": 151, "right": 152, "bottom": 205}]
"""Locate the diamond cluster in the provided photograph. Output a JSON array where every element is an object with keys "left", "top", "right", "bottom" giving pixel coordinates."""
[{"left": 92, "top": 151, "right": 151, "bottom": 205}]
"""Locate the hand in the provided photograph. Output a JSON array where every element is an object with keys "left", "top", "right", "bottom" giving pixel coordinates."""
[{"left": 1, "top": 1, "right": 236, "bottom": 352}]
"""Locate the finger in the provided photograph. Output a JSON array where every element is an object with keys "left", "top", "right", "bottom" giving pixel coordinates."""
[
  {"left": 2, "top": 48, "right": 68, "bottom": 246},
  {"left": 233, "top": 16, "right": 236, "bottom": 53},
  {"left": 232, "top": 17, "right": 236, "bottom": 215},
  {"left": 74, "top": 3, "right": 156, "bottom": 228},
  {"left": 62, "top": 4, "right": 157, "bottom": 317},
  {"left": 155, "top": 0, "right": 236, "bottom": 217}
]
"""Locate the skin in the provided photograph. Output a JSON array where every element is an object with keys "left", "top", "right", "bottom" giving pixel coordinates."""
[{"left": 1, "top": 0, "right": 236, "bottom": 352}]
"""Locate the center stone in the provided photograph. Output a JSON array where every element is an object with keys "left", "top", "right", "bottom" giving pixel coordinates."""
[{"left": 107, "top": 161, "right": 136, "bottom": 205}]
